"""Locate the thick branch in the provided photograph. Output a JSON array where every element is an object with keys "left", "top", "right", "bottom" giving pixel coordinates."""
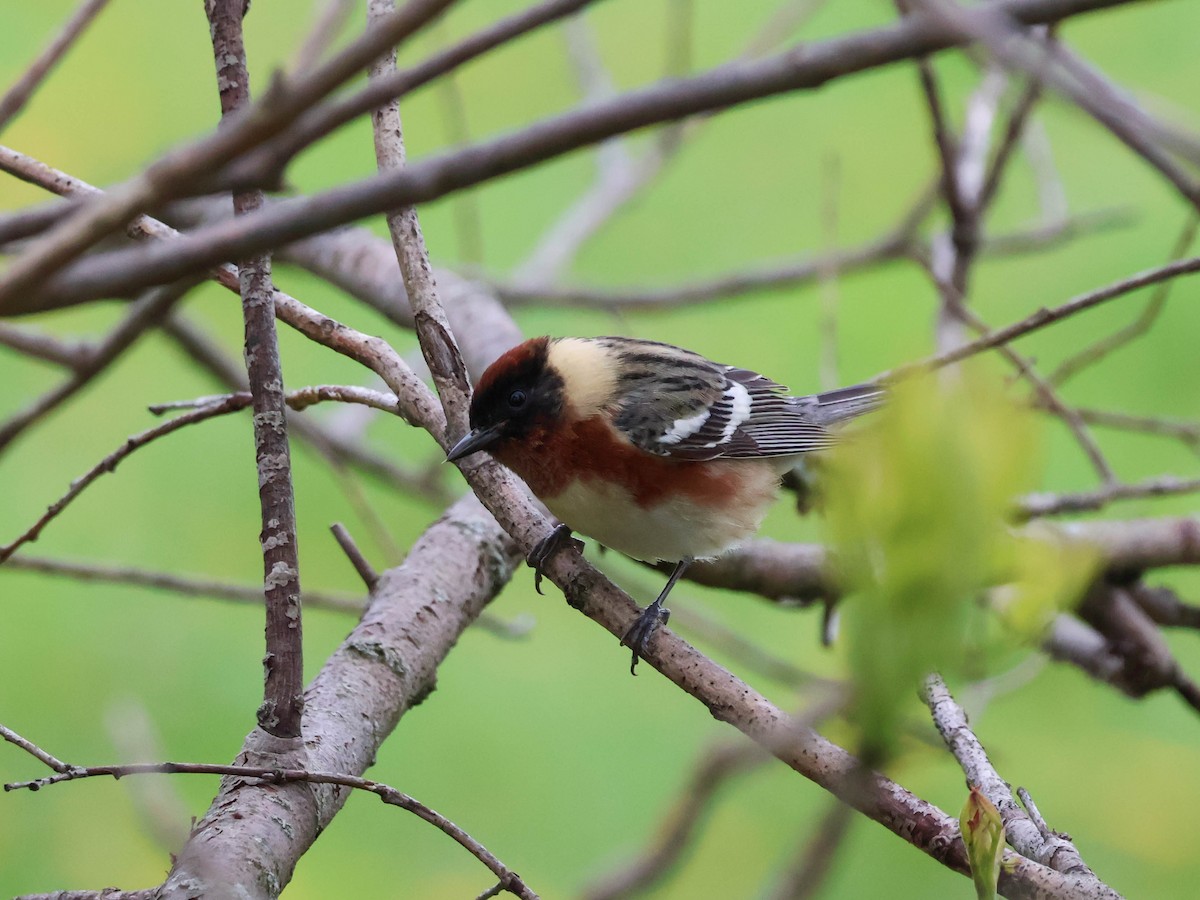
[
  {"left": 156, "top": 494, "right": 521, "bottom": 898},
  {"left": 445, "top": 446, "right": 1124, "bottom": 898}
]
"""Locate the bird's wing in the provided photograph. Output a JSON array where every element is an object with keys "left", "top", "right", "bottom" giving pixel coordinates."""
[{"left": 612, "top": 361, "right": 833, "bottom": 461}]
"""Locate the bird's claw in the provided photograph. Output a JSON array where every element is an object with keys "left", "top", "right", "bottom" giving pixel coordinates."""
[
  {"left": 528, "top": 523, "right": 582, "bottom": 595},
  {"left": 619, "top": 600, "right": 670, "bottom": 675}
]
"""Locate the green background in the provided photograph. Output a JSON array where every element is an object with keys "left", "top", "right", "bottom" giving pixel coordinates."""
[{"left": 2, "top": 1, "right": 1198, "bottom": 897}]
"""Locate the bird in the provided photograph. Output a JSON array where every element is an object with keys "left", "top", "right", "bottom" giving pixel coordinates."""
[{"left": 446, "top": 336, "right": 883, "bottom": 673}]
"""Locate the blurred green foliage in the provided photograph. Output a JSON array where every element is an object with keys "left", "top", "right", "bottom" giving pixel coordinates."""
[
  {"left": 826, "top": 372, "right": 1093, "bottom": 758},
  {"left": 1, "top": 2, "right": 1199, "bottom": 898}
]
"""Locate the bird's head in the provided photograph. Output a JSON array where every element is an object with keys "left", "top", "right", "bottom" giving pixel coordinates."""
[{"left": 447, "top": 336, "right": 574, "bottom": 462}]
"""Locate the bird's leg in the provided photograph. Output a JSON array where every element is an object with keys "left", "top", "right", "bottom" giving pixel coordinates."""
[
  {"left": 527, "top": 523, "right": 583, "bottom": 595},
  {"left": 620, "top": 558, "right": 692, "bottom": 675}
]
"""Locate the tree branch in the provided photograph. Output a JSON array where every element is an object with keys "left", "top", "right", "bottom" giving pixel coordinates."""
[
  {"left": 0, "top": 279, "right": 196, "bottom": 454},
  {"left": 884, "top": 253, "right": 1200, "bottom": 380},
  {"left": 154, "top": 493, "right": 522, "bottom": 898},
  {"left": 207, "top": 0, "right": 306, "bottom": 738},
  {"left": 7, "top": 0, "right": 1145, "bottom": 312},
  {"left": 0, "top": 386, "right": 404, "bottom": 564},
  {"left": 369, "top": 0, "right": 472, "bottom": 446},
  {"left": 2, "top": 553, "right": 363, "bottom": 614},
  {"left": 4, "top": 727, "right": 537, "bottom": 899},
  {"left": 923, "top": 674, "right": 1105, "bottom": 880},
  {"left": 0, "top": 0, "right": 111, "bottom": 132},
  {"left": 0, "top": 0, "right": 456, "bottom": 311}
]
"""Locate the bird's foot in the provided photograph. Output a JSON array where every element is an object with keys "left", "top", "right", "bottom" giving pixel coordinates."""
[
  {"left": 619, "top": 599, "right": 670, "bottom": 675},
  {"left": 528, "top": 523, "right": 583, "bottom": 595}
]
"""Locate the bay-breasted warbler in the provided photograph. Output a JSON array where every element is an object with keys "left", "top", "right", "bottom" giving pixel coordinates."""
[{"left": 447, "top": 336, "right": 882, "bottom": 672}]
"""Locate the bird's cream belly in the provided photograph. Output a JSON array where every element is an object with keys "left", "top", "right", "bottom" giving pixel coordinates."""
[{"left": 542, "top": 467, "right": 780, "bottom": 562}]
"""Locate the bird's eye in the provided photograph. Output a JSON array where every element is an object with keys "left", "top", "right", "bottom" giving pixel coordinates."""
[{"left": 508, "top": 389, "right": 528, "bottom": 410}]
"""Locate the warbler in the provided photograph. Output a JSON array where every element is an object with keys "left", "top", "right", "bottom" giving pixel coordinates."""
[{"left": 447, "top": 336, "right": 881, "bottom": 672}]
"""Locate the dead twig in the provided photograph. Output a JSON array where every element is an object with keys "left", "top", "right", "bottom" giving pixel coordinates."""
[
  {"left": 3, "top": 553, "right": 363, "bottom": 614},
  {"left": 2, "top": 724, "right": 539, "bottom": 900},
  {"left": 0, "top": 0, "right": 111, "bottom": 132},
  {"left": 1017, "top": 475, "right": 1200, "bottom": 520}
]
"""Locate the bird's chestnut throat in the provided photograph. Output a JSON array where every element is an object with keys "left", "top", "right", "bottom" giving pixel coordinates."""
[{"left": 490, "top": 415, "right": 748, "bottom": 508}]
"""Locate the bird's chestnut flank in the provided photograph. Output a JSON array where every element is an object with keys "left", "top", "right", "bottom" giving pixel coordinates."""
[{"left": 447, "top": 336, "right": 883, "bottom": 673}]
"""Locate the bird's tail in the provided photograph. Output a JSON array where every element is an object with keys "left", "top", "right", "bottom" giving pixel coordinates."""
[{"left": 810, "top": 382, "right": 885, "bottom": 425}]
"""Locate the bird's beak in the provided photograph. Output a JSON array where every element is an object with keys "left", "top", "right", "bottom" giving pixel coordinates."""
[{"left": 446, "top": 423, "right": 504, "bottom": 462}]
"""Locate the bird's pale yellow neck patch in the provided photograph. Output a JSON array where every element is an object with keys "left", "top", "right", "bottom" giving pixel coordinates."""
[{"left": 547, "top": 338, "right": 619, "bottom": 418}]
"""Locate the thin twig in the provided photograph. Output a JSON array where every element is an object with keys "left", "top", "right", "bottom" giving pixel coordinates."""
[
  {"left": 368, "top": 0, "right": 472, "bottom": 445},
  {"left": 1017, "top": 475, "right": 1200, "bottom": 520},
  {"left": 1, "top": 723, "right": 72, "bottom": 773},
  {"left": 898, "top": 0, "right": 969, "bottom": 233},
  {"left": 290, "top": 0, "right": 358, "bottom": 73},
  {"left": 232, "top": 0, "right": 607, "bottom": 190},
  {"left": 0, "top": 385, "right": 403, "bottom": 564},
  {"left": 3, "top": 553, "right": 364, "bottom": 614},
  {"left": 0, "top": 279, "right": 197, "bottom": 454},
  {"left": 162, "top": 315, "right": 450, "bottom": 501},
  {"left": 979, "top": 205, "right": 1132, "bottom": 256},
  {"left": 769, "top": 800, "right": 855, "bottom": 900},
  {"left": 918, "top": 0, "right": 1200, "bottom": 213},
  {"left": 0, "top": 321, "right": 90, "bottom": 369},
  {"left": 905, "top": 259, "right": 1119, "bottom": 483},
  {"left": 0, "top": 144, "right": 448, "bottom": 438},
  {"left": 1051, "top": 405, "right": 1200, "bottom": 453},
  {"left": 3, "top": 748, "right": 539, "bottom": 899},
  {"left": 887, "top": 254, "right": 1200, "bottom": 380},
  {"left": 0, "top": 395, "right": 249, "bottom": 563},
  {"left": 1022, "top": 113, "right": 1069, "bottom": 226},
  {"left": 486, "top": 206, "right": 1126, "bottom": 310},
  {"left": 511, "top": 12, "right": 644, "bottom": 284},
  {"left": 327, "top": 460, "right": 408, "bottom": 562},
  {"left": 977, "top": 26, "right": 1057, "bottom": 210},
  {"left": 584, "top": 694, "right": 844, "bottom": 900},
  {"left": 497, "top": 232, "right": 913, "bottom": 308},
  {"left": 0, "top": 0, "right": 111, "bottom": 132},
  {"left": 583, "top": 741, "right": 770, "bottom": 900},
  {"left": 103, "top": 701, "right": 193, "bottom": 852},
  {"left": 512, "top": 0, "right": 826, "bottom": 286},
  {"left": 986, "top": 326, "right": 1117, "bottom": 484},
  {"left": 207, "top": 0, "right": 305, "bottom": 738},
  {"left": 922, "top": 674, "right": 1103, "bottom": 880},
  {"left": 331, "top": 522, "right": 379, "bottom": 589},
  {"left": 1049, "top": 214, "right": 1199, "bottom": 386}
]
